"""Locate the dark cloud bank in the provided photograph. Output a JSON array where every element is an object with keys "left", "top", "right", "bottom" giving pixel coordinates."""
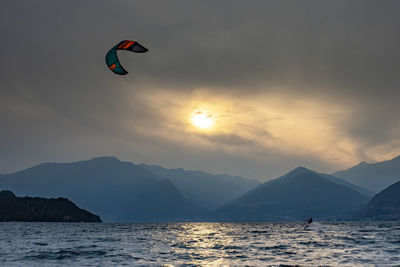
[{"left": 1, "top": 0, "right": 399, "bottom": 179}]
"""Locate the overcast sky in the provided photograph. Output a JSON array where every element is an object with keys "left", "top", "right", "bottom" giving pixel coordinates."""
[{"left": 1, "top": 0, "right": 400, "bottom": 180}]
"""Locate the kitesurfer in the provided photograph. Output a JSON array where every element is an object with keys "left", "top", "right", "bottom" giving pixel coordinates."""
[{"left": 304, "top": 217, "right": 313, "bottom": 230}]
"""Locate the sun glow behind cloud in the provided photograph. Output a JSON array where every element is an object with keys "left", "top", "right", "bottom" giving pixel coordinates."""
[
  {"left": 127, "top": 87, "right": 378, "bottom": 171},
  {"left": 191, "top": 111, "right": 214, "bottom": 130}
]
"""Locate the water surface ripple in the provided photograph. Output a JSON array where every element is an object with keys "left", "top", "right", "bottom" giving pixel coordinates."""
[{"left": 0, "top": 222, "right": 399, "bottom": 266}]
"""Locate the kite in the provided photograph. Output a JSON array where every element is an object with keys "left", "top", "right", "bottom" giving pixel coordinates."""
[{"left": 105, "top": 40, "right": 148, "bottom": 75}]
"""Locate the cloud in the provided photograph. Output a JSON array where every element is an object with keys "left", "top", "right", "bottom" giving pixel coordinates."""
[{"left": 1, "top": 0, "right": 400, "bottom": 179}]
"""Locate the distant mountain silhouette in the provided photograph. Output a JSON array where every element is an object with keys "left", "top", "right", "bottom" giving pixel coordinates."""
[
  {"left": 139, "top": 164, "right": 260, "bottom": 210},
  {"left": 354, "top": 179, "right": 400, "bottom": 220},
  {"left": 0, "top": 157, "right": 205, "bottom": 222},
  {"left": 0, "top": 190, "right": 101, "bottom": 222},
  {"left": 333, "top": 155, "right": 400, "bottom": 192},
  {"left": 0, "top": 157, "right": 260, "bottom": 222},
  {"left": 293, "top": 168, "right": 373, "bottom": 197},
  {"left": 122, "top": 179, "right": 208, "bottom": 222},
  {"left": 214, "top": 167, "right": 370, "bottom": 221}
]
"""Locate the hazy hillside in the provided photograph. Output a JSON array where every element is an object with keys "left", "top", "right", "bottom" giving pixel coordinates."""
[
  {"left": 0, "top": 156, "right": 260, "bottom": 221},
  {"left": 333, "top": 155, "right": 400, "bottom": 192},
  {"left": 140, "top": 164, "right": 260, "bottom": 210},
  {"left": 354, "top": 179, "right": 400, "bottom": 220},
  {"left": 0, "top": 157, "right": 204, "bottom": 222},
  {"left": 214, "top": 167, "right": 370, "bottom": 221},
  {"left": 122, "top": 179, "right": 207, "bottom": 222},
  {"left": 3, "top": 157, "right": 390, "bottom": 222},
  {"left": 303, "top": 169, "right": 373, "bottom": 197}
]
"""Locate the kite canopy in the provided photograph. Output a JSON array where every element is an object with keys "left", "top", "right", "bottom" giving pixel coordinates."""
[{"left": 105, "top": 40, "right": 148, "bottom": 75}]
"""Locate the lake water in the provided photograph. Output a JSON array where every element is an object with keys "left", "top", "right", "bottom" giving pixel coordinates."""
[{"left": 0, "top": 222, "right": 399, "bottom": 266}]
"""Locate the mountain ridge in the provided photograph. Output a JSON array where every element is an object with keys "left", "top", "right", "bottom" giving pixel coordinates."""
[
  {"left": 0, "top": 157, "right": 199, "bottom": 222},
  {"left": 214, "top": 167, "right": 370, "bottom": 221},
  {"left": 333, "top": 155, "right": 400, "bottom": 192},
  {"left": 354, "top": 179, "right": 400, "bottom": 220},
  {"left": 0, "top": 156, "right": 259, "bottom": 221},
  {"left": 4, "top": 156, "right": 398, "bottom": 222},
  {"left": 139, "top": 163, "right": 260, "bottom": 210}
]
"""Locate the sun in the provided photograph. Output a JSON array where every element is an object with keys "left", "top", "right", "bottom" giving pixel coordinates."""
[{"left": 191, "top": 111, "right": 214, "bottom": 129}]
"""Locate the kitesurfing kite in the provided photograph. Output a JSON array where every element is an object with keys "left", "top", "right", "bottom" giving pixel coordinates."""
[{"left": 105, "top": 40, "right": 148, "bottom": 75}]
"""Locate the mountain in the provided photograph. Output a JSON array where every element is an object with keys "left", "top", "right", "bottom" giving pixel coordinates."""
[
  {"left": 0, "top": 190, "right": 101, "bottom": 222},
  {"left": 0, "top": 157, "right": 204, "bottom": 222},
  {"left": 354, "top": 179, "right": 400, "bottom": 220},
  {"left": 0, "top": 156, "right": 259, "bottom": 221},
  {"left": 333, "top": 155, "right": 400, "bottom": 193},
  {"left": 124, "top": 179, "right": 207, "bottom": 222},
  {"left": 300, "top": 169, "right": 373, "bottom": 197},
  {"left": 139, "top": 164, "right": 260, "bottom": 210},
  {"left": 214, "top": 167, "right": 370, "bottom": 221}
]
